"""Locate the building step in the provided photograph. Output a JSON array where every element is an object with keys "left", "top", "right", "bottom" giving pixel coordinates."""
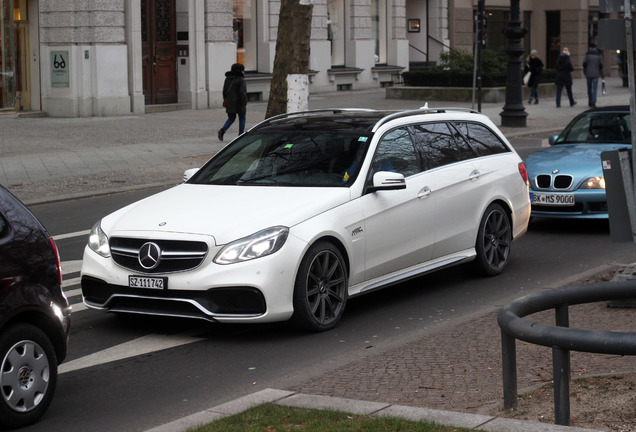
[{"left": 145, "top": 103, "right": 192, "bottom": 114}]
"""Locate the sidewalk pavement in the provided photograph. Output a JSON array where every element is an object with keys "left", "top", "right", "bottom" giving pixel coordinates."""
[{"left": 2, "top": 77, "right": 634, "bottom": 432}]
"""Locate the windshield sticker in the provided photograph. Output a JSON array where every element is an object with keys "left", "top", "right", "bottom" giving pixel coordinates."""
[
  {"left": 284, "top": 144, "right": 294, "bottom": 149},
  {"left": 358, "top": 137, "right": 368, "bottom": 142}
]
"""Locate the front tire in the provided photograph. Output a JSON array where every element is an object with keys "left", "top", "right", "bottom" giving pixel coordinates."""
[
  {"left": 0, "top": 324, "right": 58, "bottom": 430},
  {"left": 292, "top": 241, "right": 348, "bottom": 331},
  {"left": 472, "top": 203, "right": 512, "bottom": 276}
]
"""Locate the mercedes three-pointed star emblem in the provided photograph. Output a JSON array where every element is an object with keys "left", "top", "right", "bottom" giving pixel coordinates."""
[{"left": 138, "top": 242, "right": 162, "bottom": 270}]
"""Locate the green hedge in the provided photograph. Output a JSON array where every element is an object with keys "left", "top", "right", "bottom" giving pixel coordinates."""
[{"left": 402, "top": 68, "right": 557, "bottom": 88}]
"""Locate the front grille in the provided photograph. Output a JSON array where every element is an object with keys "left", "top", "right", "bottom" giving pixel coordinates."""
[
  {"left": 110, "top": 237, "right": 208, "bottom": 274},
  {"left": 535, "top": 174, "right": 573, "bottom": 190}
]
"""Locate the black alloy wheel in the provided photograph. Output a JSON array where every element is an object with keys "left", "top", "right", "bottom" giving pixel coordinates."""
[
  {"left": 292, "top": 241, "right": 348, "bottom": 331},
  {"left": 472, "top": 203, "right": 512, "bottom": 276}
]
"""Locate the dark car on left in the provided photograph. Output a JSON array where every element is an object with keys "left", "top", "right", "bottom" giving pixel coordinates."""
[{"left": 0, "top": 184, "right": 71, "bottom": 429}]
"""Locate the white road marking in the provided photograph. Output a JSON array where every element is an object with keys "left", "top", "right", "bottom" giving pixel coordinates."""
[
  {"left": 59, "top": 332, "right": 205, "bottom": 374},
  {"left": 58, "top": 258, "right": 204, "bottom": 375},
  {"left": 62, "top": 260, "right": 83, "bottom": 275},
  {"left": 54, "top": 229, "right": 90, "bottom": 241}
]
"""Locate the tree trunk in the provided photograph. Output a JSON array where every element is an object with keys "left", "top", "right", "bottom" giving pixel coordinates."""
[{"left": 265, "top": 0, "right": 313, "bottom": 119}]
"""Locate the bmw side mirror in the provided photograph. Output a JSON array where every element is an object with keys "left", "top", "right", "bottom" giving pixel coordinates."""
[
  {"left": 548, "top": 135, "right": 559, "bottom": 146},
  {"left": 183, "top": 168, "right": 200, "bottom": 183}
]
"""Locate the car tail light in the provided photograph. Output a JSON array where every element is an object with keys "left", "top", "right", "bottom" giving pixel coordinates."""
[
  {"left": 518, "top": 162, "right": 529, "bottom": 184},
  {"left": 50, "top": 237, "right": 63, "bottom": 286}
]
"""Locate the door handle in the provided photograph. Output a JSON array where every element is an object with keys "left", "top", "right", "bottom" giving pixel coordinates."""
[
  {"left": 418, "top": 186, "right": 432, "bottom": 198},
  {"left": 469, "top": 169, "right": 481, "bottom": 180}
]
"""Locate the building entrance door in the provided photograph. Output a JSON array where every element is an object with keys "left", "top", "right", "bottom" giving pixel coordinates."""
[{"left": 141, "top": 0, "right": 177, "bottom": 105}]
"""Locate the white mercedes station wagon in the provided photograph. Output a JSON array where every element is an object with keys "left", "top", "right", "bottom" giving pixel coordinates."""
[{"left": 81, "top": 108, "right": 530, "bottom": 331}]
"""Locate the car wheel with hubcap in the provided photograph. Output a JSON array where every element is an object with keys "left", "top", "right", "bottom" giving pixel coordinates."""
[
  {"left": 472, "top": 203, "right": 511, "bottom": 276},
  {"left": 292, "top": 241, "right": 348, "bottom": 331},
  {"left": 0, "top": 324, "right": 58, "bottom": 430}
]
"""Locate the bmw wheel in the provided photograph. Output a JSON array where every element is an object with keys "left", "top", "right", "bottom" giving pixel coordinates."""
[
  {"left": 292, "top": 241, "right": 348, "bottom": 331},
  {"left": 0, "top": 324, "right": 57, "bottom": 430},
  {"left": 472, "top": 203, "right": 511, "bottom": 276}
]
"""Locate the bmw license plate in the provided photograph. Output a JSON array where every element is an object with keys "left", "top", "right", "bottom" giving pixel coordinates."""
[
  {"left": 530, "top": 192, "right": 575, "bottom": 206},
  {"left": 129, "top": 275, "right": 167, "bottom": 289}
]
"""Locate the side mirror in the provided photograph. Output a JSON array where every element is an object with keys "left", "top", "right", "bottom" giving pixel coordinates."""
[
  {"left": 368, "top": 171, "right": 406, "bottom": 192},
  {"left": 183, "top": 168, "right": 200, "bottom": 183},
  {"left": 548, "top": 135, "right": 559, "bottom": 145}
]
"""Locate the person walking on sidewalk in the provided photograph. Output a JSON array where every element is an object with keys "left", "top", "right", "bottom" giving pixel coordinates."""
[
  {"left": 218, "top": 63, "right": 247, "bottom": 141},
  {"left": 555, "top": 47, "right": 576, "bottom": 107},
  {"left": 583, "top": 43, "right": 604, "bottom": 108},
  {"left": 524, "top": 50, "right": 543, "bottom": 105}
]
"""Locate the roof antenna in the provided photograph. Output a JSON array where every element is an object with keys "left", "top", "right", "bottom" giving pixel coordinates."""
[{"left": 421, "top": 103, "right": 429, "bottom": 109}]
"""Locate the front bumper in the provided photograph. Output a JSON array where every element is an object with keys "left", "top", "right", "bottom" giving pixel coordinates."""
[
  {"left": 530, "top": 189, "right": 608, "bottom": 219},
  {"left": 80, "top": 233, "right": 307, "bottom": 324}
]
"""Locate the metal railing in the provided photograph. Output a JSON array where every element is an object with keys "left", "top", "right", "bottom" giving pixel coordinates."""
[{"left": 497, "top": 281, "right": 636, "bottom": 426}]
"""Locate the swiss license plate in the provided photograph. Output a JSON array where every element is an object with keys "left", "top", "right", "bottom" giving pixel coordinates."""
[
  {"left": 530, "top": 192, "right": 575, "bottom": 206},
  {"left": 128, "top": 275, "right": 167, "bottom": 289}
]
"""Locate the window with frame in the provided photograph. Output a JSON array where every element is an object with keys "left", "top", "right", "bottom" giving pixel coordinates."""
[
  {"left": 233, "top": 0, "right": 257, "bottom": 70},
  {"left": 410, "top": 122, "right": 477, "bottom": 171},
  {"left": 327, "top": 0, "right": 346, "bottom": 66},
  {"left": 452, "top": 122, "right": 511, "bottom": 156},
  {"left": 371, "top": 128, "right": 420, "bottom": 177},
  {"left": 371, "top": 0, "right": 387, "bottom": 64}
]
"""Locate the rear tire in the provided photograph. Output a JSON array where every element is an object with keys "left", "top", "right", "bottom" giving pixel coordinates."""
[
  {"left": 472, "top": 203, "right": 511, "bottom": 276},
  {"left": 0, "top": 324, "right": 58, "bottom": 430},
  {"left": 292, "top": 241, "right": 348, "bottom": 331}
]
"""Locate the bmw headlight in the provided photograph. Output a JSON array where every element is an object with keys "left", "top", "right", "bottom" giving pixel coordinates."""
[
  {"left": 88, "top": 221, "right": 111, "bottom": 258},
  {"left": 214, "top": 226, "right": 289, "bottom": 265},
  {"left": 579, "top": 176, "right": 605, "bottom": 189}
]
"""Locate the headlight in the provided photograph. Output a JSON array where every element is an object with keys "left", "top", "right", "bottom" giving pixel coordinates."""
[
  {"left": 88, "top": 221, "right": 111, "bottom": 258},
  {"left": 214, "top": 226, "right": 289, "bottom": 265},
  {"left": 579, "top": 176, "right": 605, "bottom": 189}
]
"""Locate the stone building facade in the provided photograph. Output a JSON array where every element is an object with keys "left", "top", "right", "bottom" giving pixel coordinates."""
[{"left": 0, "top": 0, "right": 605, "bottom": 117}]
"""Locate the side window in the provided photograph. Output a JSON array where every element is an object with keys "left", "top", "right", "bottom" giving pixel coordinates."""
[
  {"left": 410, "top": 122, "right": 476, "bottom": 171},
  {"left": 452, "top": 122, "right": 511, "bottom": 156},
  {"left": 371, "top": 128, "right": 420, "bottom": 177}
]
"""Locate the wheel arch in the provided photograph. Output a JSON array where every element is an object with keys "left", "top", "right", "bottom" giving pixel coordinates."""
[
  {"left": 305, "top": 235, "right": 351, "bottom": 279},
  {"left": 3, "top": 310, "right": 67, "bottom": 365}
]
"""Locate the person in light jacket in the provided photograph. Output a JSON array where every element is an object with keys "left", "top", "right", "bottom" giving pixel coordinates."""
[
  {"left": 555, "top": 47, "right": 576, "bottom": 108},
  {"left": 218, "top": 63, "right": 247, "bottom": 141}
]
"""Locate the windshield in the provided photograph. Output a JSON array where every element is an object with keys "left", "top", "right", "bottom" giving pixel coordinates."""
[
  {"left": 555, "top": 112, "right": 631, "bottom": 145},
  {"left": 190, "top": 130, "right": 371, "bottom": 187}
]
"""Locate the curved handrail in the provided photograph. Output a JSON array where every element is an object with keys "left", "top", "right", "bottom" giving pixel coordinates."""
[
  {"left": 497, "top": 280, "right": 636, "bottom": 426},
  {"left": 497, "top": 281, "right": 636, "bottom": 355}
]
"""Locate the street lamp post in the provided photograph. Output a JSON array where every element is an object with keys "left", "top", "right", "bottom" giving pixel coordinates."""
[{"left": 499, "top": 0, "right": 528, "bottom": 127}]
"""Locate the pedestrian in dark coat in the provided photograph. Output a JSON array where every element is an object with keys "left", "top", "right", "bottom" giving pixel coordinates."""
[
  {"left": 218, "top": 63, "right": 247, "bottom": 141},
  {"left": 524, "top": 50, "right": 544, "bottom": 105},
  {"left": 555, "top": 47, "right": 576, "bottom": 107},
  {"left": 583, "top": 43, "right": 604, "bottom": 108}
]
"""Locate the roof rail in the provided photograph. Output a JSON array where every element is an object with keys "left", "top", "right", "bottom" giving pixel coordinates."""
[
  {"left": 371, "top": 106, "right": 481, "bottom": 132},
  {"left": 251, "top": 108, "right": 377, "bottom": 131}
]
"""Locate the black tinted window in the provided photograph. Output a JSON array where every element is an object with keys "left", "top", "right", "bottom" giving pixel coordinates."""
[
  {"left": 452, "top": 122, "right": 510, "bottom": 156},
  {"left": 410, "top": 122, "right": 476, "bottom": 170},
  {"left": 371, "top": 128, "right": 420, "bottom": 177}
]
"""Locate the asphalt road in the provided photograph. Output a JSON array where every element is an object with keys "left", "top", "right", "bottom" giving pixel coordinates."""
[{"left": 21, "top": 132, "right": 636, "bottom": 432}]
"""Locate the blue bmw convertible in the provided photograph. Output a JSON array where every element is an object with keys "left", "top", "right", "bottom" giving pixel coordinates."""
[{"left": 526, "top": 106, "right": 631, "bottom": 219}]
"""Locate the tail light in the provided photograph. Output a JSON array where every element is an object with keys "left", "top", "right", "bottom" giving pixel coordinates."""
[
  {"left": 49, "top": 237, "right": 63, "bottom": 286},
  {"left": 518, "top": 162, "right": 529, "bottom": 185}
]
